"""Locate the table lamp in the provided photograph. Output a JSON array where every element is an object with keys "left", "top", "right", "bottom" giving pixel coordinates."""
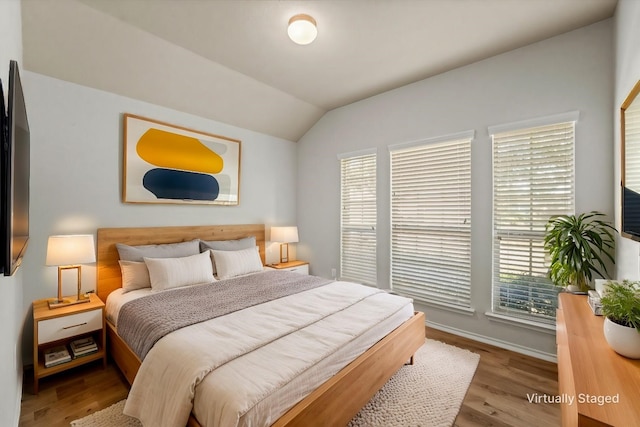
[
  {"left": 46, "top": 234, "right": 96, "bottom": 309},
  {"left": 271, "top": 226, "right": 299, "bottom": 263}
]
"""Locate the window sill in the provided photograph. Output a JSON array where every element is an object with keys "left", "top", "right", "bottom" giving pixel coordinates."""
[
  {"left": 485, "top": 311, "right": 556, "bottom": 335},
  {"left": 413, "top": 298, "right": 476, "bottom": 316}
]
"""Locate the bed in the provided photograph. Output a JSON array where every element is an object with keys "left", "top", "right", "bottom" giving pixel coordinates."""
[{"left": 96, "top": 224, "right": 425, "bottom": 427}]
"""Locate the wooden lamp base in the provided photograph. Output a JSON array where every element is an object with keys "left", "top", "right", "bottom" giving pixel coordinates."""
[
  {"left": 48, "top": 295, "right": 90, "bottom": 309},
  {"left": 48, "top": 264, "right": 89, "bottom": 310}
]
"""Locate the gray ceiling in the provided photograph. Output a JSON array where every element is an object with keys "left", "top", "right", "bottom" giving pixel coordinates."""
[{"left": 21, "top": 0, "right": 617, "bottom": 141}]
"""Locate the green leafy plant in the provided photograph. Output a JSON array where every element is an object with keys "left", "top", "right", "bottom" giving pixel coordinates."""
[
  {"left": 543, "top": 211, "right": 615, "bottom": 293},
  {"left": 600, "top": 280, "right": 640, "bottom": 332}
]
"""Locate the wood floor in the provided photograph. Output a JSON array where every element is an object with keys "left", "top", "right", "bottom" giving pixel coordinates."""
[
  {"left": 20, "top": 328, "right": 560, "bottom": 427},
  {"left": 425, "top": 328, "right": 561, "bottom": 427},
  {"left": 19, "top": 362, "right": 129, "bottom": 427}
]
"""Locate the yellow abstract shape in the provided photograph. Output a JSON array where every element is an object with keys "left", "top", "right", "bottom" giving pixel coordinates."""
[{"left": 137, "top": 129, "right": 224, "bottom": 174}]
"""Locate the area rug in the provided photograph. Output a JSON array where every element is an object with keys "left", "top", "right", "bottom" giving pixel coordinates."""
[{"left": 71, "top": 339, "right": 479, "bottom": 427}]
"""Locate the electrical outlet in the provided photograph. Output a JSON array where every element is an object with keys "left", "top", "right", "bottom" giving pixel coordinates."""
[{"left": 331, "top": 268, "right": 337, "bottom": 280}]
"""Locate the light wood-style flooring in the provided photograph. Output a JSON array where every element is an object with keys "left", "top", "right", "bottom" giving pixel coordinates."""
[{"left": 20, "top": 328, "right": 560, "bottom": 426}]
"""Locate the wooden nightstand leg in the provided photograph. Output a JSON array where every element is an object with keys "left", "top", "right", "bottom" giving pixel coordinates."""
[
  {"left": 102, "top": 327, "right": 107, "bottom": 368},
  {"left": 33, "top": 336, "right": 39, "bottom": 394}
]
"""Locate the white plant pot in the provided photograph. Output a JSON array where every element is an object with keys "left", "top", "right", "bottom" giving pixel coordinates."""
[
  {"left": 603, "top": 317, "right": 640, "bottom": 359},
  {"left": 565, "top": 284, "right": 581, "bottom": 293}
]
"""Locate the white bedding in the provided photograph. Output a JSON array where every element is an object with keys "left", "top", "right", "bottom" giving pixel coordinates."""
[
  {"left": 108, "top": 272, "right": 414, "bottom": 427},
  {"left": 209, "top": 301, "right": 414, "bottom": 427}
]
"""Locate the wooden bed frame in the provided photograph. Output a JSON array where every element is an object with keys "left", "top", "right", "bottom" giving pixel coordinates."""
[{"left": 96, "top": 224, "right": 425, "bottom": 427}]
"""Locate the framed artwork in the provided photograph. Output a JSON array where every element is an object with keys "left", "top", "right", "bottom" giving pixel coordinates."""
[{"left": 123, "top": 114, "right": 241, "bottom": 205}]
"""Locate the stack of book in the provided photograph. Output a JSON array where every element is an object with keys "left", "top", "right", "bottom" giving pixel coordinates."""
[
  {"left": 587, "top": 290, "right": 603, "bottom": 316},
  {"left": 44, "top": 345, "right": 71, "bottom": 368},
  {"left": 70, "top": 337, "right": 98, "bottom": 358}
]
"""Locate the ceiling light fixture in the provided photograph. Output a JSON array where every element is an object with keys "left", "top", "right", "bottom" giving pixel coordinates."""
[{"left": 288, "top": 14, "right": 317, "bottom": 45}]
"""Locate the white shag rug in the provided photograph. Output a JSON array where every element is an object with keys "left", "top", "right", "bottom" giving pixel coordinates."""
[{"left": 71, "top": 340, "right": 479, "bottom": 427}]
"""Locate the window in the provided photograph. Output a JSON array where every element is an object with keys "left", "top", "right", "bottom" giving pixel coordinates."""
[
  {"left": 389, "top": 132, "right": 473, "bottom": 309},
  {"left": 490, "top": 112, "right": 577, "bottom": 325},
  {"left": 339, "top": 150, "right": 377, "bottom": 285}
]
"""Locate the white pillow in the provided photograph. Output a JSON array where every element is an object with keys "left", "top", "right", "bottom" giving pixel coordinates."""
[
  {"left": 144, "top": 251, "right": 215, "bottom": 291},
  {"left": 119, "top": 260, "right": 151, "bottom": 293},
  {"left": 211, "top": 247, "right": 263, "bottom": 280},
  {"left": 199, "top": 236, "right": 256, "bottom": 275}
]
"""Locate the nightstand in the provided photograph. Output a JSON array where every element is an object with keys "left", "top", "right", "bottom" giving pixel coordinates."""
[
  {"left": 32, "top": 293, "right": 106, "bottom": 394},
  {"left": 270, "top": 260, "right": 309, "bottom": 275}
]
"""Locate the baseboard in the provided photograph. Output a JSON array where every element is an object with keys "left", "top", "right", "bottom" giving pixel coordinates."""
[{"left": 426, "top": 320, "right": 557, "bottom": 363}]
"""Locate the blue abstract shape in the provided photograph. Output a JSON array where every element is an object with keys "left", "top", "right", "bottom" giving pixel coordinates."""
[{"left": 143, "top": 168, "right": 220, "bottom": 201}]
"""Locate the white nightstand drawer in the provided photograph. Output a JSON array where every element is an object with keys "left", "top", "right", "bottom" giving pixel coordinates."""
[
  {"left": 288, "top": 264, "right": 309, "bottom": 275},
  {"left": 38, "top": 308, "right": 102, "bottom": 344}
]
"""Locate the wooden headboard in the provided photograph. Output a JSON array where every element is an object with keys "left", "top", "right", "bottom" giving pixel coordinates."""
[{"left": 96, "top": 224, "right": 266, "bottom": 303}]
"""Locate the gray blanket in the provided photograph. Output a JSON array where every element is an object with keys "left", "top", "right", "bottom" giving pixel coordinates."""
[{"left": 118, "top": 270, "right": 332, "bottom": 360}]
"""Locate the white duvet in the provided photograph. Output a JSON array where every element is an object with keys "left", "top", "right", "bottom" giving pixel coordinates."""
[{"left": 122, "top": 280, "right": 413, "bottom": 427}]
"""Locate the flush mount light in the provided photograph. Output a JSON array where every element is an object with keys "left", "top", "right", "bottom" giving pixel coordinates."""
[{"left": 287, "top": 14, "right": 317, "bottom": 45}]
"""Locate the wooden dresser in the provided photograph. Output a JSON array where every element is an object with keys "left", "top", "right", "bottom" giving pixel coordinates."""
[{"left": 556, "top": 293, "right": 640, "bottom": 426}]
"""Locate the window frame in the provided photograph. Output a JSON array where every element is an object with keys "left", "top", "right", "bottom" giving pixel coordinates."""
[
  {"left": 338, "top": 148, "right": 377, "bottom": 286},
  {"left": 388, "top": 131, "right": 474, "bottom": 310},
  {"left": 489, "top": 111, "right": 578, "bottom": 325}
]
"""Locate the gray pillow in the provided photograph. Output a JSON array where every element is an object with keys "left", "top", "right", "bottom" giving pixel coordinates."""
[
  {"left": 199, "top": 236, "right": 256, "bottom": 252},
  {"left": 116, "top": 239, "right": 200, "bottom": 262}
]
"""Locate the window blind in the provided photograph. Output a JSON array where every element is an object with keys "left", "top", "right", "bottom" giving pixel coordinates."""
[
  {"left": 624, "top": 98, "right": 640, "bottom": 190},
  {"left": 340, "top": 152, "right": 377, "bottom": 285},
  {"left": 390, "top": 135, "right": 472, "bottom": 308},
  {"left": 491, "top": 120, "right": 575, "bottom": 324}
]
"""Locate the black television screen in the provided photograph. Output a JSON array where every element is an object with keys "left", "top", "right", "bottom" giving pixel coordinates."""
[
  {"left": 0, "top": 79, "right": 4, "bottom": 151},
  {"left": 1, "top": 60, "right": 30, "bottom": 276}
]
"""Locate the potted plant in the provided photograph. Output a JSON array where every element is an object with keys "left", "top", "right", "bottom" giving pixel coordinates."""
[
  {"left": 600, "top": 280, "right": 640, "bottom": 359},
  {"left": 543, "top": 211, "right": 615, "bottom": 293}
]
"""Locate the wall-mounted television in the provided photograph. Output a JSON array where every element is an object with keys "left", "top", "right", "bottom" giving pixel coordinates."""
[
  {"left": 621, "top": 80, "right": 640, "bottom": 242},
  {"left": 1, "top": 60, "right": 30, "bottom": 276}
]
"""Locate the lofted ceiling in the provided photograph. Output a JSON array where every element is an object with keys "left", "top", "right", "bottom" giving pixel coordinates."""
[{"left": 21, "top": 0, "right": 617, "bottom": 141}]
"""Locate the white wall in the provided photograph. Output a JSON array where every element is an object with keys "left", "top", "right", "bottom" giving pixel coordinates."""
[
  {"left": 614, "top": 0, "right": 640, "bottom": 279},
  {"left": 19, "top": 72, "right": 299, "bottom": 362},
  {"left": 0, "top": 1, "right": 24, "bottom": 425},
  {"left": 298, "top": 20, "right": 614, "bottom": 359}
]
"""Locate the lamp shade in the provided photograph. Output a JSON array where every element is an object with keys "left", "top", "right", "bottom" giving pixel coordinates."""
[
  {"left": 46, "top": 235, "right": 96, "bottom": 266},
  {"left": 287, "top": 14, "right": 317, "bottom": 45},
  {"left": 271, "top": 226, "right": 299, "bottom": 243}
]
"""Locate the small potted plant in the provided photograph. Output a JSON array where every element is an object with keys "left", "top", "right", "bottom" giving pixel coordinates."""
[
  {"left": 543, "top": 211, "right": 615, "bottom": 293},
  {"left": 600, "top": 280, "right": 640, "bottom": 359}
]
